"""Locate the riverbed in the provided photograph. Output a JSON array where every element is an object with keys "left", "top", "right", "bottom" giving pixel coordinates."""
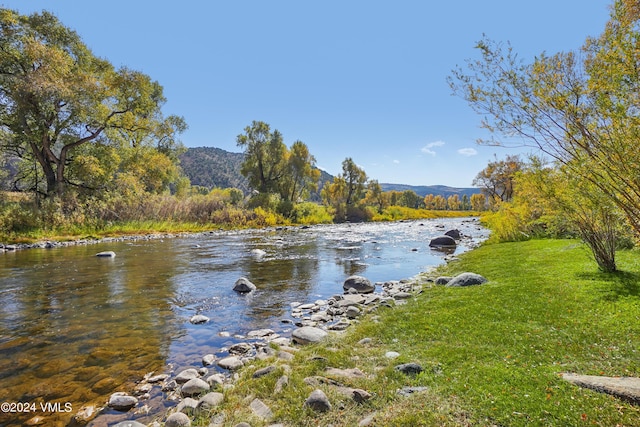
[{"left": 0, "top": 218, "right": 487, "bottom": 426}]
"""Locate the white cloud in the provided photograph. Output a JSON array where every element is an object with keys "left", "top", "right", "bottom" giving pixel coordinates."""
[
  {"left": 393, "top": 159, "right": 400, "bottom": 164},
  {"left": 420, "top": 140, "right": 445, "bottom": 156},
  {"left": 457, "top": 147, "right": 478, "bottom": 157}
]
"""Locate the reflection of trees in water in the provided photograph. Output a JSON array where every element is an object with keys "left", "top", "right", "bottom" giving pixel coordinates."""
[
  {"left": 335, "top": 244, "right": 368, "bottom": 277},
  {"left": 0, "top": 242, "right": 183, "bottom": 426},
  {"left": 241, "top": 231, "right": 321, "bottom": 322}
]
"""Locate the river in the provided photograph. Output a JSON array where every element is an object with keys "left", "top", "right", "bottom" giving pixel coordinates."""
[{"left": 0, "top": 218, "right": 488, "bottom": 426}]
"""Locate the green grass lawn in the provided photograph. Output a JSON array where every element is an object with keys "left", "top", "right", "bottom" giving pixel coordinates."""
[{"left": 188, "top": 239, "right": 640, "bottom": 426}]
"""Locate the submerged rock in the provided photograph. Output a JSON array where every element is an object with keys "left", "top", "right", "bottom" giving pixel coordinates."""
[
  {"left": 233, "top": 277, "right": 257, "bottom": 293},
  {"left": 189, "top": 314, "right": 209, "bottom": 324},
  {"left": 95, "top": 251, "right": 116, "bottom": 258},
  {"left": 107, "top": 392, "right": 138, "bottom": 411}
]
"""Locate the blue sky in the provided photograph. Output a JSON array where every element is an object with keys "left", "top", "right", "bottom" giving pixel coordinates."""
[{"left": 3, "top": 1, "right": 611, "bottom": 187}]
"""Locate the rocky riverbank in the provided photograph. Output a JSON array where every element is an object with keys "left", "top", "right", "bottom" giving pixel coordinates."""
[
  {"left": 83, "top": 276, "right": 435, "bottom": 427},
  {"left": 73, "top": 227, "right": 485, "bottom": 427}
]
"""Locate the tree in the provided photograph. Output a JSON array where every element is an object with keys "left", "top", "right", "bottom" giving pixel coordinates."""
[
  {"left": 321, "top": 158, "right": 368, "bottom": 222},
  {"left": 449, "top": 0, "right": 640, "bottom": 235},
  {"left": 236, "top": 121, "right": 287, "bottom": 195},
  {"left": 281, "top": 140, "right": 320, "bottom": 202},
  {"left": 341, "top": 157, "right": 368, "bottom": 206},
  {"left": 0, "top": 9, "right": 185, "bottom": 198},
  {"left": 447, "top": 194, "right": 461, "bottom": 210},
  {"left": 472, "top": 155, "right": 523, "bottom": 205},
  {"left": 363, "top": 179, "right": 387, "bottom": 213},
  {"left": 470, "top": 193, "right": 486, "bottom": 211},
  {"left": 433, "top": 195, "right": 447, "bottom": 210}
]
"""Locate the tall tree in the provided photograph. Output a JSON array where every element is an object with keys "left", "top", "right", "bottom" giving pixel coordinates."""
[
  {"left": 280, "top": 140, "right": 320, "bottom": 202},
  {"left": 449, "top": 0, "right": 640, "bottom": 235},
  {"left": 236, "top": 121, "right": 287, "bottom": 194},
  {"left": 0, "top": 9, "right": 184, "bottom": 198},
  {"left": 341, "top": 157, "right": 367, "bottom": 206}
]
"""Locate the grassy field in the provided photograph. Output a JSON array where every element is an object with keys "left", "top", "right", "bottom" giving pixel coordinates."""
[{"left": 198, "top": 239, "right": 640, "bottom": 426}]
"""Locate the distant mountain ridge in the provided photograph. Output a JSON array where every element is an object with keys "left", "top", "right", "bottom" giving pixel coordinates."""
[
  {"left": 179, "top": 146, "right": 479, "bottom": 198},
  {"left": 379, "top": 183, "right": 480, "bottom": 198}
]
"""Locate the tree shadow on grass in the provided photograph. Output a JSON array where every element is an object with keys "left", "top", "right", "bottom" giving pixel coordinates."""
[{"left": 576, "top": 270, "right": 640, "bottom": 302}]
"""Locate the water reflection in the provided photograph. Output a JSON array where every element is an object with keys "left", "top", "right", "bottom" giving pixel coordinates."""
[
  {"left": 0, "top": 218, "right": 488, "bottom": 426},
  {"left": 0, "top": 243, "right": 183, "bottom": 426}
]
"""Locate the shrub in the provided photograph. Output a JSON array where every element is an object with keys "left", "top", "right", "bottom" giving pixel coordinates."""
[{"left": 291, "top": 202, "right": 333, "bottom": 224}]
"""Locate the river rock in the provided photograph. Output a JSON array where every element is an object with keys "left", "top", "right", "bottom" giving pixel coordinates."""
[
  {"left": 202, "top": 354, "right": 216, "bottom": 366},
  {"left": 95, "top": 251, "right": 116, "bottom": 258},
  {"left": 446, "top": 272, "right": 487, "bottom": 287},
  {"left": 253, "top": 365, "right": 277, "bottom": 378},
  {"left": 251, "top": 248, "right": 267, "bottom": 258},
  {"left": 345, "top": 306, "right": 361, "bottom": 318},
  {"left": 343, "top": 275, "right": 375, "bottom": 294},
  {"left": 190, "top": 314, "right": 209, "bottom": 324},
  {"left": 435, "top": 276, "right": 452, "bottom": 285},
  {"left": 292, "top": 326, "right": 328, "bottom": 345},
  {"left": 233, "top": 277, "right": 257, "bottom": 293},
  {"left": 112, "top": 422, "right": 147, "bottom": 427},
  {"left": 444, "top": 229, "right": 462, "bottom": 240},
  {"left": 429, "top": 235, "right": 457, "bottom": 248},
  {"left": 228, "top": 342, "right": 253, "bottom": 355},
  {"left": 197, "top": 392, "right": 224, "bottom": 411},
  {"left": 165, "top": 411, "right": 191, "bottom": 427},
  {"left": 107, "top": 392, "right": 138, "bottom": 411},
  {"left": 395, "top": 363, "right": 424, "bottom": 375},
  {"left": 304, "top": 389, "right": 331, "bottom": 412},
  {"left": 181, "top": 377, "right": 210, "bottom": 396},
  {"left": 247, "top": 328, "right": 276, "bottom": 339},
  {"left": 217, "top": 356, "right": 244, "bottom": 370},
  {"left": 175, "top": 368, "right": 200, "bottom": 384},
  {"left": 250, "top": 398, "right": 273, "bottom": 420},
  {"left": 176, "top": 397, "right": 199, "bottom": 415}
]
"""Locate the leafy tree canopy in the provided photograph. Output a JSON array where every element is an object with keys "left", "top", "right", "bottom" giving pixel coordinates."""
[
  {"left": 0, "top": 8, "right": 186, "bottom": 198},
  {"left": 449, "top": 0, "right": 640, "bottom": 235}
]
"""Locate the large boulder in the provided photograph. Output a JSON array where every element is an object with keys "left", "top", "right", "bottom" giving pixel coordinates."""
[
  {"left": 446, "top": 272, "right": 487, "bottom": 287},
  {"left": 343, "top": 275, "right": 375, "bottom": 294},
  {"left": 429, "top": 235, "right": 457, "bottom": 248},
  {"left": 233, "top": 277, "right": 257, "bottom": 293}
]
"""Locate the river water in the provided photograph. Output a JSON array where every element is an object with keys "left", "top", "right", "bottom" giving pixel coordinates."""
[{"left": 0, "top": 218, "right": 487, "bottom": 426}]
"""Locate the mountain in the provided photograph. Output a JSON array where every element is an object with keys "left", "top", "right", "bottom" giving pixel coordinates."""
[
  {"left": 179, "top": 147, "right": 480, "bottom": 198},
  {"left": 179, "top": 147, "right": 249, "bottom": 193},
  {"left": 379, "top": 183, "right": 481, "bottom": 198}
]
